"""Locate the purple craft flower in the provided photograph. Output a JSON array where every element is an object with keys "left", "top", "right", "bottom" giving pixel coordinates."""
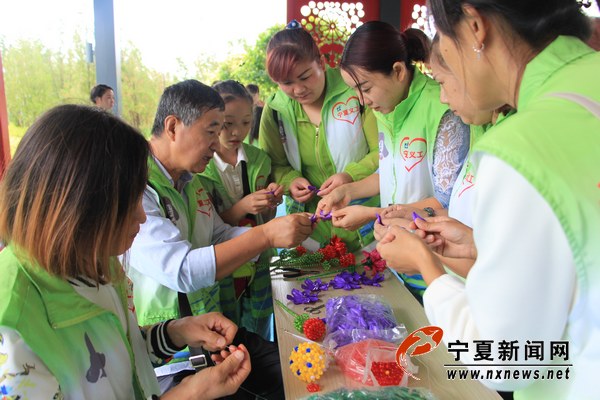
[
  {"left": 360, "top": 272, "right": 385, "bottom": 287},
  {"left": 319, "top": 210, "right": 332, "bottom": 221},
  {"left": 330, "top": 271, "right": 362, "bottom": 290},
  {"left": 301, "top": 278, "right": 330, "bottom": 293},
  {"left": 286, "top": 288, "right": 319, "bottom": 305}
]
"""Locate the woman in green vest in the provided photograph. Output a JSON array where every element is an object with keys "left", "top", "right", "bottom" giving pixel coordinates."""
[
  {"left": 377, "top": 1, "right": 600, "bottom": 398},
  {"left": 317, "top": 22, "right": 470, "bottom": 297},
  {"left": 200, "top": 80, "right": 282, "bottom": 340},
  {"left": 259, "top": 20, "right": 380, "bottom": 252},
  {"left": 0, "top": 105, "right": 250, "bottom": 399}
]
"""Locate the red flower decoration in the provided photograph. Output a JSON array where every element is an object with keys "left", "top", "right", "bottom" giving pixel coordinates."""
[
  {"left": 329, "top": 235, "right": 347, "bottom": 257},
  {"left": 295, "top": 246, "right": 307, "bottom": 256},
  {"left": 339, "top": 253, "right": 356, "bottom": 268},
  {"left": 318, "top": 245, "right": 338, "bottom": 261},
  {"left": 361, "top": 249, "right": 387, "bottom": 275}
]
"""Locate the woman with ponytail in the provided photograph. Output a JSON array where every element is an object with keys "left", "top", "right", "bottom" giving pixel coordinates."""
[
  {"left": 317, "top": 22, "right": 470, "bottom": 298},
  {"left": 377, "top": 1, "right": 600, "bottom": 398}
]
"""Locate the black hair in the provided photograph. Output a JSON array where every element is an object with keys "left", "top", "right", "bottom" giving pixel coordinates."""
[
  {"left": 340, "top": 22, "right": 431, "bottom": 76},
  {"left": 428, "top": 0, "right": 591, "bottom": 50},
  {"left": 90, "top": 84, "right": 113, "bottom": 103},
  {"left": 212, "top": 80, "right": 253, "bottom": 105},
  {"left": 246, "top": 84, "right": 260, "bottom": 95},
  {"left": 151, "top": 79, "right": 225, "bottom": 137}
]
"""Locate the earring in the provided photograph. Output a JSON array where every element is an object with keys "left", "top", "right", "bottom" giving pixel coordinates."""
[{"left": 473, "top": 43, "right": 485, "bottom": 60}]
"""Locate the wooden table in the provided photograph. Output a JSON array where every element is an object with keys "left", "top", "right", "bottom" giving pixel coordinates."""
[{"left": 271, "top": 268, "right": 501, "bottom": 400}]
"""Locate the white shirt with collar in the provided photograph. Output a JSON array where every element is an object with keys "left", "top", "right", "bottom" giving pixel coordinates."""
[{"left": 212, "top": 146, "right": 247, "bottom": 202}]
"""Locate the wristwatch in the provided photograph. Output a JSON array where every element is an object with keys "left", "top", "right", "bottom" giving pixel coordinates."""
[{"left": 423, "top": 207, "right": 435, "bottom": 217}]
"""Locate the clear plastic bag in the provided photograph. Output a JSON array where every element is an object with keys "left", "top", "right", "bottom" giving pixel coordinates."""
[
  {"left": 335, "top": 339, "right": 417, "bottom": 387},
  {"left": 301, "top": 386, "right": 436, "bottom": 400},
  {"left": 322, "top": 294, "right": 407, "bottom": 349}
]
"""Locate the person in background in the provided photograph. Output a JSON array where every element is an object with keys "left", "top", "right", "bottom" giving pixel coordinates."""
[
  {"left": 245, "top": 83, "right": 264, "bottom": 146},
  {"left": 377, "top": 0, "right": 600, "bottom": 398},
  {"left": 90, "top": 84, "right": 115, "bottom": 111},
  {"left": 200, "top": 80, "right": 283, "bottom": 341},
  {"left": 317, "top": 22, "right": 469, "bottom": 298},
  {"left": 127, "top": 79, "right": 311, "bottom": 397},
  {"left": 0, "top": 104, "right": 250, "bottom": 400},
  {"left": 259, "top": 21, "right": 380, "bottom": 252}
]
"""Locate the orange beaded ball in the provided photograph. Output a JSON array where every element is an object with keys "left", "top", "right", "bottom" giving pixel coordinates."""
[{"left": 289, "top": 342, "right": 327, "bottom": 383}]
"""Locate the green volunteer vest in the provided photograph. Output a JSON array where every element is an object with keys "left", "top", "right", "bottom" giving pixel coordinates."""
[
  {"left": 377, "top": 68, "right": 449, "bottom": 207},
  {"left": 0, "top": 246, "right": 149, "bottom": 399},
  {"left": 132, "top": 158, "right": 220, "bottom": 327},
  {"left": 265, "top": 68, "right": 379, "bottom": 251},
  {"left": 473, "top": 36, "right": 600, "bottom": 400}
]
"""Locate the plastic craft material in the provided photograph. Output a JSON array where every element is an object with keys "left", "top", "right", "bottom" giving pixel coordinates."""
[
  {"left": 335, "top": 339, "right": 412, "bottom": 387},
  {"left": 323, "top": 295, "right": 406, "bottom": 349}
]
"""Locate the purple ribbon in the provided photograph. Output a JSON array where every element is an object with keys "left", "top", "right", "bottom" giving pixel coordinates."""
[{"left": 412, "top": 211, "right": 426, "bottom": 222}]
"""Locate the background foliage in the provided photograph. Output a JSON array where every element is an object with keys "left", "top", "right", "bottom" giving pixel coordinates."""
[{"left": 1, "top": 24, "right": 282, "bottom": 151}]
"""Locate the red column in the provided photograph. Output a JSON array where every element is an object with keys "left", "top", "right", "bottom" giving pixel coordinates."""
[{"left": 0, "top": 50, "right": 10, "bottom": 177}]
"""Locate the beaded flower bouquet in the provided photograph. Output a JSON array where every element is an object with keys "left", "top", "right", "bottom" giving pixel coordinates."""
[{"left": 271, "top": 236, "right": 356, "bottom": 273}]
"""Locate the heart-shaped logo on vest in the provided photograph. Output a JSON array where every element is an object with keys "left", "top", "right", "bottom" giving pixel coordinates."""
[
  {"left": 458, "top": 162, "right": 475, "bottom": 197},
  {"left": 331, "top": 96, "right": 360, "bottom": 125},
  {"left": 400, "top": 136, "right": 427, "bottom": 172}
]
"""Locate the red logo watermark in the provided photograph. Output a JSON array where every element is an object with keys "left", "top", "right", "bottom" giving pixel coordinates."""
[{"left": 395, "top": 326, "right": 444, "bottom": 380}]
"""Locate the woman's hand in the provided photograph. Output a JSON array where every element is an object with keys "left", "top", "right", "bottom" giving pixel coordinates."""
[
  {"left": 289, "top": 177, "right": 315, "bottom": 203},
  {"left": 316, "top": 185, "right": 352, "bottom": 215},
  {"left": 330, "top": 205, "right": 377, "bottom": 231},
  {"left": 380, "top": 204, "right": 426, "bottom": 220},
  {"left": 413, "top": 216, "right": 477, "bottom": 260},
  {"left": 265, "top": 182, "right": 284, "bottom": 208},
  {"left": 373, "top": 217, "right": 413, "bottom": 241},
  {"left": 167, "top": 312, "right": 237, "bottom": 352},
  {"left": 317, "top": 172, "right": 353, "bottom": 196},
  {"left": 162, "top": 344, "right": 251, "bottom": 400},
  {"left": 376, "top": 225, "right": 445, "bottom": 285}
]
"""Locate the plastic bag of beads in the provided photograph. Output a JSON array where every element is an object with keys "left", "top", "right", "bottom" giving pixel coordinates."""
[
  {"left": 335, "top": 339, "right": 416, "bottom": 387},
  {"left": 300, "top": 386, "right": 436, "bottom": 400},
  {"left": 322, "top": 294, "right": 407, "bottom": 349}
]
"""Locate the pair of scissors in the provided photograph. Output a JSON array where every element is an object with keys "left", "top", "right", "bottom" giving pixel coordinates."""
[
  {"left": 303, "top": 304, "right": 325, "bottom": 314},
  {"left": 270, "top": 267, "right": 320, "bottom": 278}
]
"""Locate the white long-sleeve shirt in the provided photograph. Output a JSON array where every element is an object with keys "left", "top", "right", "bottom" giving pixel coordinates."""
[{"left": 423, "top": 154, "right": 587, "bottom": 397}]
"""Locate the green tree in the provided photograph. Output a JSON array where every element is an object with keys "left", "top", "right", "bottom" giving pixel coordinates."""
[
  {"left": 55, "top": 32, "right": 95, "bottom": 105},
  {"left": 3, "top": 40, "right": 58, "bottom": 126},
  {"left": 217, "top": 24, "right": 283, "bottom": 98},
  {"left": 120, "top": 44, "right": 173, "bottom": 134}
]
